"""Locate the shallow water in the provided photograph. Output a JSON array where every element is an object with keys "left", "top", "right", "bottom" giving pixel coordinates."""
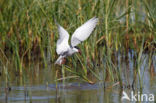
[{"left": 0, "top": 53, "right": 156, "bottom": 103}]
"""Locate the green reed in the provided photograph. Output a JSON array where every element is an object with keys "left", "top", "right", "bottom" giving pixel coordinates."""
[{"left": 0, "top": 0, "right": 155, "bottom": 85}]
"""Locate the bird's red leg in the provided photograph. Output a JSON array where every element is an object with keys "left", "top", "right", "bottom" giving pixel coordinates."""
[{"left": 61, "top": 58, "right": 66, "bottom": 65}]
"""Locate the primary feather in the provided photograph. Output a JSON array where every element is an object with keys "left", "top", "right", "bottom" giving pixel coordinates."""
[{"left": 71, "top": 17, "right": 98, "bottom": 47}]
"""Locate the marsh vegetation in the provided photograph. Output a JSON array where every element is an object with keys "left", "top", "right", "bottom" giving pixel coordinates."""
[{"left": 0, "top": 0, "right": 155, "bottom": 102}]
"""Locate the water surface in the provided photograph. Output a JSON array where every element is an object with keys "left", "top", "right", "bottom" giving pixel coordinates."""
[{"left": 0, "top": 53, "right": 155, "bottom": 103}]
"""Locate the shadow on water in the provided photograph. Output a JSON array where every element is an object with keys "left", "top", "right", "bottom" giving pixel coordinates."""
[{"left": 0, "top": 52, "right": 156, "bottom": 103}]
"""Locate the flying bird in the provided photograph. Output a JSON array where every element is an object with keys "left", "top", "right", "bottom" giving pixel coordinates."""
[{"left": 55, "top": 17, "right": 98, "bottom": 65}]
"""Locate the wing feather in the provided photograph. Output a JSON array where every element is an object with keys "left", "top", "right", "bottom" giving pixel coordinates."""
[
  {"left": 56, "top": 24, "right": 70, "bottom": 55},
  {"left": 71, "top": 17, "right": 98, "bottom": 47}
]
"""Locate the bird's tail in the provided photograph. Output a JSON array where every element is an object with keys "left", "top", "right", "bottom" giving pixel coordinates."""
[{"left": 55, "top": 56, "right": 65, "bottom": 65}]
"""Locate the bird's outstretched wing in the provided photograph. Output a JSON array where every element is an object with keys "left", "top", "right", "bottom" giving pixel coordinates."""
[
  {"left": 71, "top": 17, "right": 98, "bottom": 47},
  {"left": 56, "top": 23, "right": 70, "bottom": 55}
]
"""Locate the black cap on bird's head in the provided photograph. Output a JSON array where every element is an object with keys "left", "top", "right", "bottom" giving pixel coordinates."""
[
  {"left": 74, "top": 46, "right": 81, "bottom": 55},
  {"left": 74, "top": 46, "right": 79, "bottom": 49}
]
